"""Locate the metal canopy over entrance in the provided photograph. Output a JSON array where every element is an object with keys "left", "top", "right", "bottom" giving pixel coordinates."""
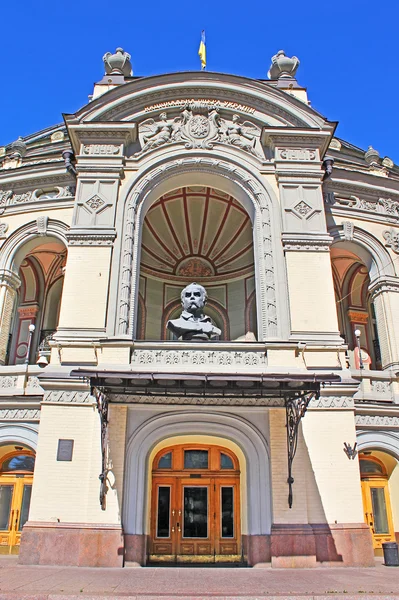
[{"left": 69, "top": 368, "right": 341, "bottom": 512}]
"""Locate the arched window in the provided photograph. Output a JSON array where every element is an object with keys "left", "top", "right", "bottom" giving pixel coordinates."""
[{"left": 0, "top": 453, "right": 35, "bottom": 473}]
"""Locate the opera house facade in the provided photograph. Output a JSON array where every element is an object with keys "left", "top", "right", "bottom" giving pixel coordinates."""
[{"left": 0, "top": 48, "right": 398, "bottom": 568}]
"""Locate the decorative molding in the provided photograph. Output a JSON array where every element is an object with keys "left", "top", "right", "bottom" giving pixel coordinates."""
[
  {"left": 347, "top": 310, "right": 368, "bottom": 324},
  {"left": 18, "top": 306, "right": 39, "bottom": 319},
  {"left": 144, "top": 99, "right": 255, "bottom": 114},
  {"left": 369, "top": 276, "right": 399, "bottom": 298},
  {"left": 85, "top": 195, "right": 106, "bottom": 211},
  {"left": 110, "top": 393, "right": 285, "bottom": 407},
  {"left": 0, "top": 222, "right": 9, "bottom": 238},
  {"left": 324, "top": 190, "right": 399, "bottom": 219},
  {"left": 36, "top": 216, "right": 48, "bottom": 236},
  {"left": 370, "top": 380, "right": 391, "bottom": 395},
  {"left": 309, "top": 395, "right": 354, "bottom": 409},
  {"left": 135, "top": 104, "right": 263, "bottom": 158},
  {"left": 383, "top": 228, "right": 399, "bottom": 253},
  {"left": 82, "top": 144, "right": 121, "bottom": 156},
  {"left": 0, "top": 408, "right": 40, "bottom": 421},
  {"left": 282, "top": 235, "right": 333, "bottom": 252},
  {"left": 99, "top": 85, "right": 307, "bottom": 128},
  {"left": 131, "top": 348, "right": 267, "bottom": 368},
  {"left": 43, "top": 391, "right": 94, "bottom": 404},
  {"left": 0, "top": 269, "right": 21, "bottom": 291},
  {"left": 26, "top": 376, "right": 44, "bottom": 391},
  {"left": 66, "top": 231, "right": 116, "bottom": 246},
  {"left": 356, "top": 414, "right": 399, "bottom": 428},
  {"left": 293, "top": 201, "right": 312, "bottom": 216},
  {"left": 342, "top": 220, "right": 354, "bottom": 241},
  {"left": 0, "top": 186, "right": 75, "bottom": 212},
  {"left": 0, "top": 376, "right": 18, "bottom": 389},
  {"left": 278, "top": 149, "right": 316, "bottom": 161}
]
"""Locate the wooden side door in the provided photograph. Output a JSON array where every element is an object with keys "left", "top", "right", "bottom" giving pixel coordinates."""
[
  {"left": 150, "top": 476, "right": 177, "bottom": 561},
  {"left": 0, "top": 476, "right": 33, "bottom": 553},
  {"left": 361, "top": 479, "right": 395, "bottom": 550},
  {"left": 214, "top": 477, "right": 241, "bottom": 561}
]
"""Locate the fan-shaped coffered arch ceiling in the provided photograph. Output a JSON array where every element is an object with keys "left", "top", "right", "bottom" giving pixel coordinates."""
[
  {"left": 71, "top": 72, "right": 329, "bottom": 129},
  {"left": 140, "top": 187, "right": 254, "bottom": 283}
]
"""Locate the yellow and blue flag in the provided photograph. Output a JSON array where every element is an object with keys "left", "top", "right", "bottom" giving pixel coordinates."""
[{"left": 198, "top": 30, "right": 206, "bottom": 70}]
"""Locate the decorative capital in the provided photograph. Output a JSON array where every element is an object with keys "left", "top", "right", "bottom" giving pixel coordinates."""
[
  {"left": 369, "top": 275, "right": 399, "bottom": 298},
  {"left": 103, "top": 48, "right": 132, "bottom": 77},
  {"left": 0, "top": 269, "right": 21, "bottom": 291},
  {"left": 268, "top": 50, "right": 300, "bottom": 80}
]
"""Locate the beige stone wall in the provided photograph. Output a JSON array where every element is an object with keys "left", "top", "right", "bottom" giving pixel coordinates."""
[
  {"left": 29, "top": 402, "right": 126, "bottom": 524},
  {"left": 58, "top": 246, "right": 112, "bottom": 330},
  {"left": 302, "top": 410, "right": 364, "bottom": 524},
  {"left": 286, "top": 251, "right": 339, "bottom": 334},
  {"left": 269, "top": 408, "right": 364, "bottom": 525},
  {"left": 389, "top": 462, "right": 399, "bottom": 531}
]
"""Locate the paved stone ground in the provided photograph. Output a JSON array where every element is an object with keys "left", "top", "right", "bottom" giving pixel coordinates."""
[{"left": 0, "top": 556, "right": 398, "bottom": 600}]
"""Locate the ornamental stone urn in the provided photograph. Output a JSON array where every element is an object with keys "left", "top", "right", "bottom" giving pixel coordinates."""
[
  {"left": 365, "top": 145, "right": 380, "bottom": 166},
  {"left": 268, "top": 50, "right": 300, "bottom": 80},
  {"left": 103, "top": 48, "right": 132, "bottom": 77}
]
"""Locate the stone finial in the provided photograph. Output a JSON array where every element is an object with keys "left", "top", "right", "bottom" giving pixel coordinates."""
[
  {"left": 365, "top": 145, "right": 380, "bottom": 166},
  {"left": 103, "top": 48, "right": 132, "bottom": 77},
  {"left": 268, "top": 50, "right": 300, "bottom": 80},
  {"left": 10, "top": 137, "right": 27, "bottom": 158}
]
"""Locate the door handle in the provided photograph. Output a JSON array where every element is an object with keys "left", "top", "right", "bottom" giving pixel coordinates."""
[
  {"left": 176, "top": 522, "right": 181, "bottom": 532},
  {"left": 14, "top": 509, "right": 19, "bottom": 530},
  {"left": 8, "top": 510, "right": 14, "bottom": 531}
]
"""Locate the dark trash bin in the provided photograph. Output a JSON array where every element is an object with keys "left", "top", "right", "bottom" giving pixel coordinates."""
[{"left": 382, "top": 542, "right": 399, "bottom": 566}]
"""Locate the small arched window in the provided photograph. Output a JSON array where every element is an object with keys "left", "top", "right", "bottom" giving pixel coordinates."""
[
  {"left": 1, "top": 454, "right": 35, "bottom": 473},
  {"left": 359, "top": 457, "right": 386, "bottom": 477}
]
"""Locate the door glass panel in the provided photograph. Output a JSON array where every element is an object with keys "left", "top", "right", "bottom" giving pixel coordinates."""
[
  {"left": 220, "top": 453, "right": 234, "bottom": 469},
  {"left": 184, "top": 450, "right": 208, "bottom": 469},
  {"left": 158, "top": 452, "right": 172, "bottom": 469},
  {"left": 360, "top": 459, "right": 383, "bottom": 475},
  {"left": 156, "top": 486, "right": 171, "bottom": 538},
  {"left": 221, "top": 487, "right": 234, "bottom": 538},
  {"left": 0, "top": 486, "right": 13, "bottom": 530},
  {"left": 371, "top": 487, "right": 389, "bottom": 534},
  {"left": 18, "top": 485, "right": 32, "bottom": 531},
  {"left": 183, "top": 487, "right": 208, "bottom": 538}
]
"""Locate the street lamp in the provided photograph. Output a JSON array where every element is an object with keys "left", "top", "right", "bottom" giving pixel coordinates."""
[
  {"left": 354, "top": 328, "right": 364, "bottom": 370},
  {"left": 25, "top": 324, "right": 36, "bottom": 365}
]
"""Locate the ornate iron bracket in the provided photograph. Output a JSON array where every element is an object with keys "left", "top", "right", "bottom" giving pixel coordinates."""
[
  {"left": 285, "top": 389, "right": 319, "bottom": 508},
  {"left": 92, "top": 386, "right": 109, "bottom": 510}
]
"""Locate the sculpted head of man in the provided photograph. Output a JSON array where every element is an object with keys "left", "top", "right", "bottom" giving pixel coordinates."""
[{"left": 181, "top": 282, "right": 207, "bottom": 315}]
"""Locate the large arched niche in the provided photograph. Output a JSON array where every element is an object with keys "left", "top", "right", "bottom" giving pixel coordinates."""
[
  {"left": 330, "top": 225, "right": 396, "bottom": 369},
  {"left": 123, "top": 410, "right": 271, "bottom": 536},
  {"left": 112, "top": 156, "right": 289, "bottom": 342}
]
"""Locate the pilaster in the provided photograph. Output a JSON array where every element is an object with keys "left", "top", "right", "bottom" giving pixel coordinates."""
[
  {"left": 56, "top": 123, "right": 136, "bottom": 341},
  {"left": 265, "top": 129, "right": 341, "bottom": 345},
  {"left": 369, "top": 276, "right": 399, "bottom": 370},
  {"left": 0, "top": 269, "right": 21, "bottom": 364}
]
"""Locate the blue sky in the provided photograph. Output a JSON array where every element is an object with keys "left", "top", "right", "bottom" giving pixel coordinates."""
[{"left": 1, "top": 0, "right": 398, "bottom": 163}]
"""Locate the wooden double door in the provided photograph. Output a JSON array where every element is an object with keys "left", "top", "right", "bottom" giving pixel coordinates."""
[
  {"left": 0, "top": 476, "right": 33, "bottom": 553},
  {"left": 149, "top": 445, "right": 241, "bottom": 563}
]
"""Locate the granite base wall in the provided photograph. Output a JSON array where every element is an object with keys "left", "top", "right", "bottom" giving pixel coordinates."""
[{"left": 18, "top": 522, "right": 124, "bottom": 567}]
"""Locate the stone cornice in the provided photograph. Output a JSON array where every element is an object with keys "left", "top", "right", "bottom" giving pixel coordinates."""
[
  {"left": 356, "top": 413, "right": 399, "bottom": 429},
  {"left": 0, "top": 269, "right": 21, "bottom": 290},
  {"left": 66, "top": 123, "right": 137, "bottom": 155},
  {"left": 369, "top": 276, "right": 399, "bottom": 298},
  {"left": 66, "top": 228, "right": 116, "bottom": 246},
  {"left": 282, "top": 233, "right": 333, "bottom": 252},
  {"left": 43, "top": 390, "right": 95, "bottom": 405}
]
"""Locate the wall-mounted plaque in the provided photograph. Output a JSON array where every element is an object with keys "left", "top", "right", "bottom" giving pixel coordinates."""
[{"left": 57, "top": 439, "right": 74, "bottom": 462}]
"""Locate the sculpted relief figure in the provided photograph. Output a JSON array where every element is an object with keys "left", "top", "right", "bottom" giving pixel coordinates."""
[
  {"left": 167, "top": 282, "right": 221, "bottom": 341},
  {"left": 222, "top": 114, "right": 261, "bottom": 156},
  {"left": 136, "top": 103, "right": 262, "bottom": 156}
]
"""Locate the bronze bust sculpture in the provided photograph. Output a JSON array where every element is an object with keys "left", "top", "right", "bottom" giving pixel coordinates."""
[{"left": 167, "top": 282, "right": 221, "bottom": 341}]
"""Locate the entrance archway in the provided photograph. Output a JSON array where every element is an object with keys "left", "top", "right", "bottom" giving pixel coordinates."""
[
  {"left": 0, "top": 446, "right": 35, "bottom": 553},
  {"left": 149, "top": 443, "right": 241, "bottom": 563}
]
